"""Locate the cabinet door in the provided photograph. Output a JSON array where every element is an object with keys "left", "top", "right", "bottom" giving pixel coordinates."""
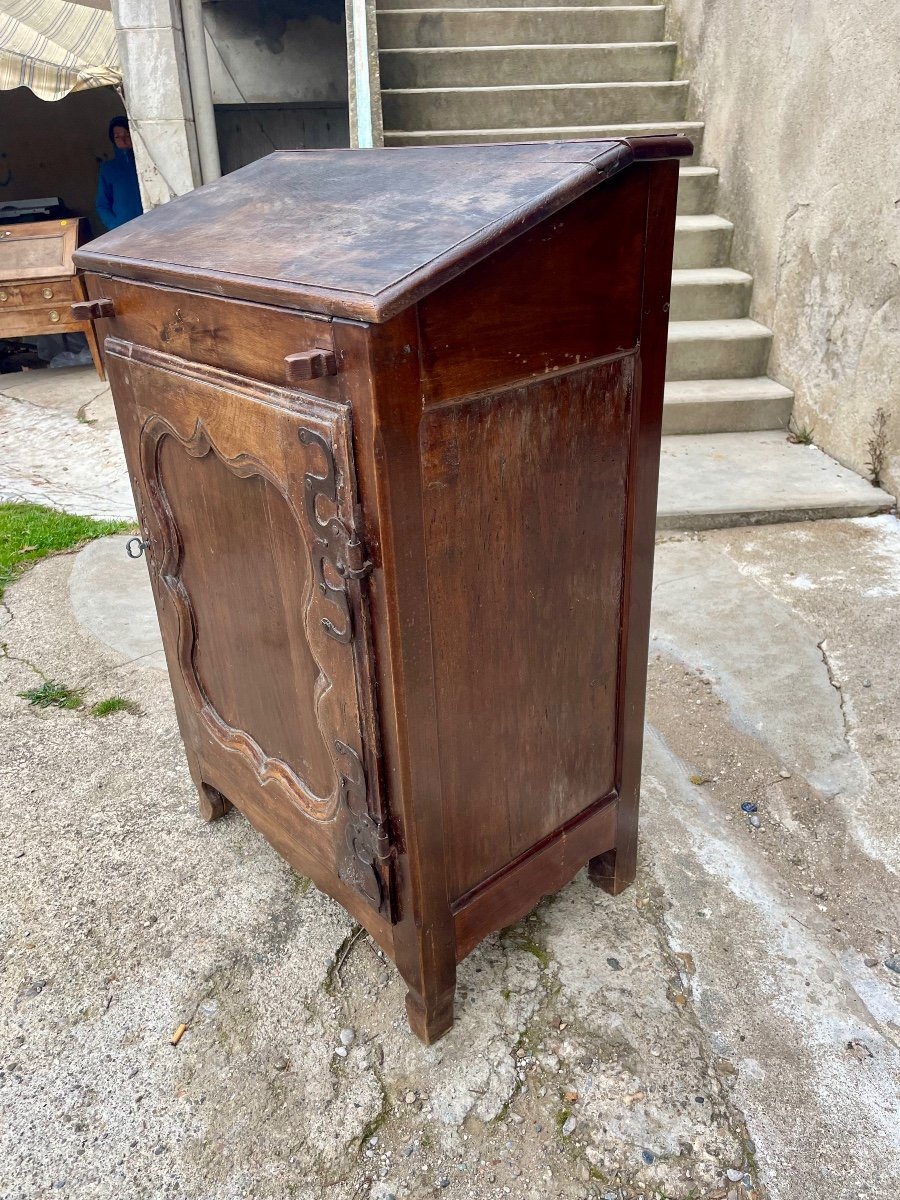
[{"left": 105, "top": 338, "right": 393, "bottom": 919}]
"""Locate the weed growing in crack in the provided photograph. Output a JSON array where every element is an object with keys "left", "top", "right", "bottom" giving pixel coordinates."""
[
  {"left": 90, "top": 696, "right": 140, "bottom": 717},
  {"left": 787, "top": 418, "right": 815, "bottom": 446},
  {"left": 866, "top": 406, "right": 890, "bottom": 486},
  {"left": 19, "top": 680, "right": 83, "bottom": 710}
]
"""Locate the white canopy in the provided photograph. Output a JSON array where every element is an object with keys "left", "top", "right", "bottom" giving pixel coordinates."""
[{"left": 0, "top": 0, "right": 120, "bottom": 101}]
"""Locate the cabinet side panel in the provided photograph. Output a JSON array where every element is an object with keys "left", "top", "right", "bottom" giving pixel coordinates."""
[
  {"left": 417, "top": 172, "right": 648, "bottom": 405},
  {"left": 421, "top": 357, "right": 633, "bottom": 901}
]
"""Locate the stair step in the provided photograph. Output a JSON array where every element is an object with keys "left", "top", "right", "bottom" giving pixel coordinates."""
[
  {"left": 384, "top": 119, "right": 703, "bottom": 153},
  {"left": 381, "top": 79, "right": 689, "bottom": 130},
  {"left": 669, "top": 268, "right": 752, "bottom": 321},
  {"left": 677, "top": 165, "right": 718, "bottom": 215},
  {"left": 379, "top": 0, "right": 657, "bottom": 7},
  {"left": 673, "top": 214, "right": 733, "bottom": 268},
  {"left": 666, "top": 319, "right": 773, "bottom": 381},
  {"left": 656, "top": 431, "right": 895, "bottom": 530},
  {"left": 377, "top": 7, "right": 667, "bottom": 49},
  {"left": 662, "top": 377, "right": 794, "bottom": 435},
  {"left": 379, "top": 41, "right": 678, "bottom": 87}
]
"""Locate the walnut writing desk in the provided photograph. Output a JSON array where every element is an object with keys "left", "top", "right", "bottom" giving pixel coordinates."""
[
  {"left": 1, "top": 218, "right": 104, "bottom": 377},
  {"left": 73, "top": 138, "right": 688, "bottom": 1043}
]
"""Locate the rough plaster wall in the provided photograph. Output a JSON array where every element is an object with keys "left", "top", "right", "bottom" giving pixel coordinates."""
[
  {"left": 0, "top": 86, "right": 125, "bottom": 236},
  {"left": 666, "top": 0, "right": 900, "bottom": 499},
  {"left": 204, "top": 0, "right": 348, "bottom": 105}
]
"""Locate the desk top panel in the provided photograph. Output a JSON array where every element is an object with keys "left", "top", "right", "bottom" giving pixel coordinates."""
[{"left": 75, "top": 138, "right": 690, "bottom": 322}]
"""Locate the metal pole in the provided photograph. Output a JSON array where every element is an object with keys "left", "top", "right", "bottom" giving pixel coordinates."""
[
  {"left": 180, "top": 0, "right": 222, "bottom": 183},
  {"left": 351, "top": 0, "right": 373, "bottom": 149}
]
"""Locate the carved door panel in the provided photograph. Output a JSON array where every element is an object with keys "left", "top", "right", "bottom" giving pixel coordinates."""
[{"left": 105, "top": 338, "right": 393, "bottom": 918}]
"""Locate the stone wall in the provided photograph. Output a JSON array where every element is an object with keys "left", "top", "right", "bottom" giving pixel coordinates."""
[
  {"left": 666, "top": 0, "right": 900, "bottom": 499},
  {"left": 111, "top": 0, "right": 202, "bottom": 205}
]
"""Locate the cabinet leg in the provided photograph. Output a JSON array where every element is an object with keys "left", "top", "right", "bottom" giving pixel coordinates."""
[
  {"left": 405, "top": 986, "right": 455, "bottom": 1046},
  {"left": 198, "top": 782, "right": 233, "bottom": 823},
  {"left": 588, "top": 844, "right": 636, "bottom": 896}
]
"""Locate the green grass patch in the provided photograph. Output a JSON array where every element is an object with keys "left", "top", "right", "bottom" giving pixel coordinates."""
[
  {"left": 0, "top": 502, "right": 131, "bottom": 600},
  {"left": 90, "top": 696, "right": 139, "bottom": 717},
  {"left": 19, "top": 680, "right": 83, "bottom": 710}
]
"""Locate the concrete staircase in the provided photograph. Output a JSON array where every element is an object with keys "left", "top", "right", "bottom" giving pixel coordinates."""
[{"left": 375, "top": 0, "right": 895, "bottom": 526}]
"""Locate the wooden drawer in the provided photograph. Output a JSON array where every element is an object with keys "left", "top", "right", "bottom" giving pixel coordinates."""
[
  {"left": 19, "top": 278, "right": 75, "bottom": 307},
  {"left": 0, "top": 302, "right": 81, "bottom": 339},
  {"left": 0, "top": 283, "right": 24, "bottom": 306},
  {"left": 0, "top": 278, "right": 74, "bottom": 308},
  {"left": 83, "top": 274, "right": 339, "bottom": 396}
]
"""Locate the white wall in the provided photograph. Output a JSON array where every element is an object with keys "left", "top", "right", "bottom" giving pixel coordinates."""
[{"left": 667, "top": 0, "right": 900, "bottom": 498}]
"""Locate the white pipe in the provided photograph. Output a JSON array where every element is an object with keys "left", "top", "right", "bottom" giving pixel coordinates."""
[
  {"left": 180, "top": 0, "right": 221, "bottom": 183},
  {"left": 351, "top": 0, "right": 373, "bottom": 149}
]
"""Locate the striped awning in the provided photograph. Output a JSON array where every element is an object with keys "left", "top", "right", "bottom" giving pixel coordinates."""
[{"left": 0, "top": 0, "right": 120, "bottom": 101}]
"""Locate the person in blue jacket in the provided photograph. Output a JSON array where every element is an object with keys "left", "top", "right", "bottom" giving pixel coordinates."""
[{"left": 95, "top": 116, "right": 143, "bottom": 231}]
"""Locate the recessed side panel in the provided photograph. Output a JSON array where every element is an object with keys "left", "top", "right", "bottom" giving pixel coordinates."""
[{"left": 420, "top": 356, "right": 633, "bottom": 902}]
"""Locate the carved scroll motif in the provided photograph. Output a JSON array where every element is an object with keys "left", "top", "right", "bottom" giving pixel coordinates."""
[
  {"left": 335, "top": 740, "right": 392, "bottom": 913},
  {"left": 299, "top": 428, "right": 372, "bottom": 644}
]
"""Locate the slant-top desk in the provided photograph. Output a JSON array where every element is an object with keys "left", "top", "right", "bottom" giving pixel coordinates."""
[{"left": 73, "top": 139, "right": 688, "bottom": 1042}]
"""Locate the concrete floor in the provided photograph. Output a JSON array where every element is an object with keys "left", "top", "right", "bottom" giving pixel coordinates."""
[{"left": 1, "top": 518, "right": 898, "bottom": 1200}]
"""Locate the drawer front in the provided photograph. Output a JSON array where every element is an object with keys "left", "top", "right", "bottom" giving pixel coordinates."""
[
  {"left": 0, "top": 284, "right": 24, "bottom": 307},
  {"left": 0, "top": 302, "right": 81, "bottom": 339},
  {"left": 84, "top": 274, "right": 338, "bottom": 396},
  {"left": 18, "top": 277, "right": 75, "bottom": 307}
]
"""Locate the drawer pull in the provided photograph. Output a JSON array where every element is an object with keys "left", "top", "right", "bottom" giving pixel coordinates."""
[
  {"left": 0, "top": 291, "right": 7, "bottom": 302},
  {"left": 71, "top": 297, "right": 116, "bottom": 321},
  {"left": 42, "top": 287, "right": 54, "bottom": 300},
  {"left": 48, "top": 309, "right": 60, "bottom": 324},
  {"left": 284, "top": 349, "right": 338, "bottom": 383}
]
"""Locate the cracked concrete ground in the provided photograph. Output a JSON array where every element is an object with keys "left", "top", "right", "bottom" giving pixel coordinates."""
[
  {"left": 1, "top": 514, "right": 899, "bottom": 1200},
  {"left": 0, "top": 369, "right": 133, "bottom": 520}
]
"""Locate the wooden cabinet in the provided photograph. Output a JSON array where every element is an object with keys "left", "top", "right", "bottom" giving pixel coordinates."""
[
  {"left": 0, "top": 219, "right": 104, "bottom": 376},
  {"left": 74, "top": 138, "right": 687, "bottom": 1043}
]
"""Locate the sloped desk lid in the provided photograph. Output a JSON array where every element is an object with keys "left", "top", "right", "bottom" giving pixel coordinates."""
[{"left": 74, "top": 138, "right": 690, "bottom": 323}]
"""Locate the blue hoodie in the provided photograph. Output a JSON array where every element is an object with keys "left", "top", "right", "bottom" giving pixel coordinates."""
[{"left": 96, "top": 148, "right": 143, "bottom": 231}]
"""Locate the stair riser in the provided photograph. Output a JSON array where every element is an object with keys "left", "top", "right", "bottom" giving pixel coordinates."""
[
  {"left": 662, "top": 395, "right": 793, "bottom": 435},
  {"left": 385, "top": 123, "right": 703, "bottom": 155},
  {"left": 379, "top": 0, "right": 657, "bottom": 7},
  {"left": 377, "top": 8, "right": 666, "bottom": 49},
  {"left": 666, "top": 335, "right": 773, "bottom": 381},
  {"left": 382, "top": 81, "right": 688, "bottom": 131},
  {"left": 673, "top": 224, "right": 732, "bottom": 268},
  {"left": 669, "top": 278, "right": 751, "bottom": 321},
  {"left": 676, "top": 170, "right": 718, "bottom": 215},
  {"left": 379, "top": 42, "right": 678, "bottom": 88}
]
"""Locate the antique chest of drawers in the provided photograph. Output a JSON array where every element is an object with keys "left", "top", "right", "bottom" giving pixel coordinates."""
[
  {"left": 73, "top": 139, "right": 687, "bottom": 1042},
  {"left": 1, "top": 218, "right": 104, "bottom": 375}
]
